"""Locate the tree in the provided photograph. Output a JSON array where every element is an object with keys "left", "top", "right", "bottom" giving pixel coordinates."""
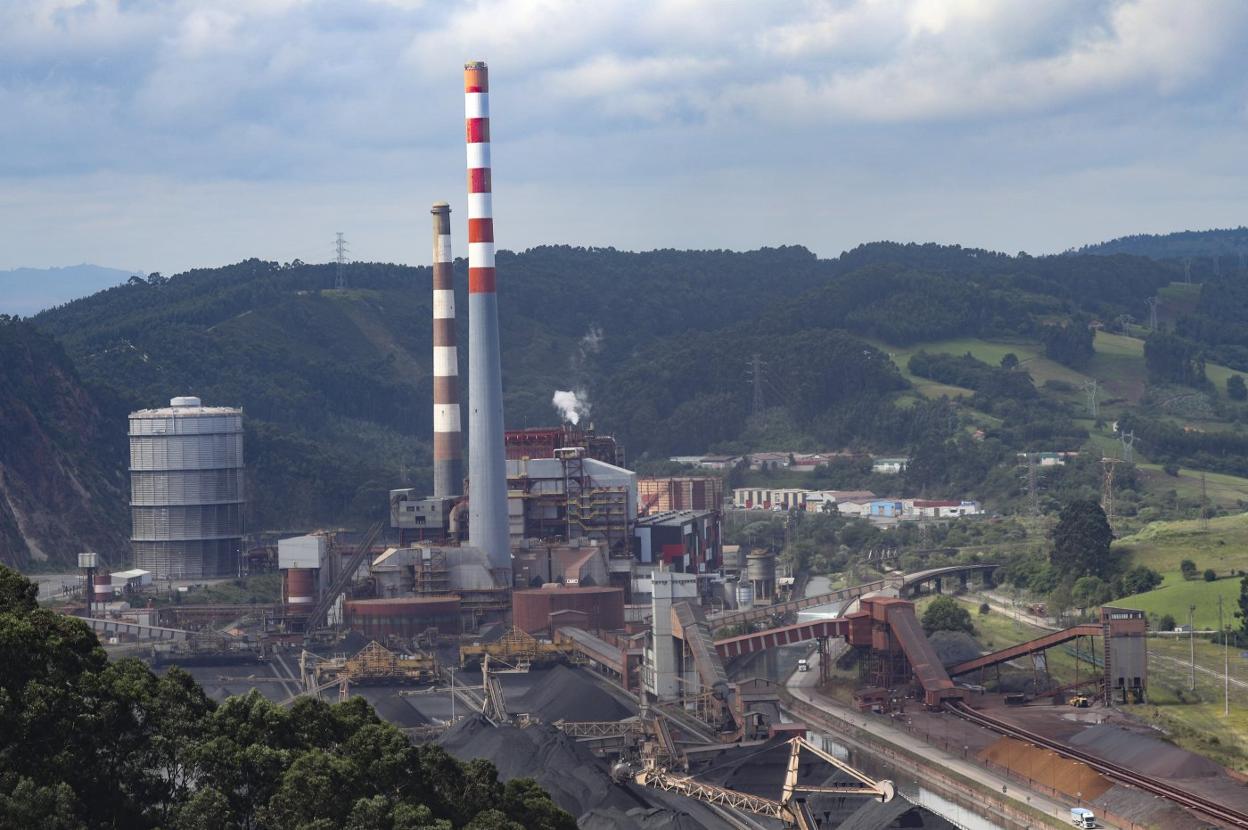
[
  {"left": 1050, "top": 499, "right": 1115, "bottom": 580},
  {"left": 1158, "top": 613, "right": 1176, "bottom": 632},
  {"left": 1115, "top": 565, "right": 1162, "bottom": 597},
  {"left": 921, "top": 596, "right": 974, "bottom": 635},
  {"left": 1229, "top": 374, "right": 1247, "bottom": 401},
  {"left": 1000, "top": 353, "right": 1020, "bottom": 371},
  {"left": 1071, "top": 576, "right": 1110, "bottom": 612},
  {"left": 0, "top": 566, "right": 574, "bottom": 830},
  {"left": 1204, "top": 568, "right": 1218, "bottom": 582},
  {"left": 1239, "top": 575, "right": 1248, "bottom": 640},
  {"left": 1181, "top": 559, "right": 1198, "bottom": 580},
  {"left": 978, "top": 602, "right": 991, "bottom": 616}
]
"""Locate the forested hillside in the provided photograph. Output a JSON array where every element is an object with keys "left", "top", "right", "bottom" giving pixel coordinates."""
[
  {"left": 0, "top": 318, "right": 129, "bottom": 568},
  {"left": 12, "top": 239, "right": 1248, "bottom": 564},
  {"left": 1076, "top": 226, "right": 1248, "bottom": 261}
]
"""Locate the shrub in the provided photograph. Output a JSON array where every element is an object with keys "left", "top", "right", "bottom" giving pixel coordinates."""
[{"left": 1204, "top": 569, "right": 1217, "bottom": 582}]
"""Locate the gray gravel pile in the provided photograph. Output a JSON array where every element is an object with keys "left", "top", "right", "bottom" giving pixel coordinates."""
[
  {"left": 513, "top": 665, "right": 633, "bottom": 722},
  {"left": 1069, "top": 723, "right": 1222, "bottom": 779},
  {"left": 578, "top": 807, "right": 709, "bottom": 830}
]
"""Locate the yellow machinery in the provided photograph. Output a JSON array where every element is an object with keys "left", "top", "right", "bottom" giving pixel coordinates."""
[
  {"left": 1069, "top": 695, "right": 1090, "bottom": 708},
  {"left": 306, "top": 641, "right": 438, "bottom": 694},
  {"left": 634, "top": 735, "right": 894, "bottom": 829},
  {"left": 459, "top": 626, "right": 574, "bottom": 667}
]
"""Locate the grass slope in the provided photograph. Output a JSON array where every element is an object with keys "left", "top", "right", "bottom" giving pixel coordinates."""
[{"left": 1112, "top": 514, "right": 1248, "bottom": 628}]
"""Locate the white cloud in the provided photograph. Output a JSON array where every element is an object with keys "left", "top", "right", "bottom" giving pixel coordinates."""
[{"left": 0, "top": 0, "right": 1245, "bottom": 271}]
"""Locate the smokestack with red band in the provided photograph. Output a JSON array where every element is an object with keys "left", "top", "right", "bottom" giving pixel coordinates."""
[
  {"left": 464, "top": 61, "right": 511, "bottom": 576},
  {"left": 431, "top": 201, "right": 463, "bottom": 499}
]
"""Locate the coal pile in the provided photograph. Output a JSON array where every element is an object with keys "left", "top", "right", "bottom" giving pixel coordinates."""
[
  {"left": 512, "top": 665, "right": 633, "bottom": 722},
  {"left": 1069, "top": 723, "right": 1223, "bottom": 779},
  {"left": 438, "top": 714, "right": 720, "bottom": 828}
]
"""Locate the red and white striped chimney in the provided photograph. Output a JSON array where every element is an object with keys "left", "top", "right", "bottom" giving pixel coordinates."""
[
  {"left": 464, "top": 60, "right": 511, "bottom": 576},
  {"left": 430, "top": 201, "right": 463, "bottom": 498}
]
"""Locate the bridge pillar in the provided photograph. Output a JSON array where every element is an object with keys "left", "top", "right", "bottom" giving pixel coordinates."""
[
  {"left": 959, "top": 573, "right": 968, "bottom": 593},
  {"left": 934, "top": 577, "right": 942, "bottom": 594}
]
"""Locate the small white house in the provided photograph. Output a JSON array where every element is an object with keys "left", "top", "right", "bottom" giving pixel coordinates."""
[{"left": 871, "top": 457, "right": 909, "bottom": 475}]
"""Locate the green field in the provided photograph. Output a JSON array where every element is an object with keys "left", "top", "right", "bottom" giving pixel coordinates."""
[{"left": 1134, "top": 465, "right": 1248, "bottom": 510}]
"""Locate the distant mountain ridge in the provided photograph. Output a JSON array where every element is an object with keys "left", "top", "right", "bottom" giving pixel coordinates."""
[
  {"left": 1075, "top": 227, "right": 1248, "bottom": 261},
  {"left": 0, "top": 264, "right": 137, "bottom": 317}
]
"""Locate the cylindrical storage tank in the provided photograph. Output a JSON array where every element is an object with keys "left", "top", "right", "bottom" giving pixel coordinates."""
[
  {"left": 513, "top": 585, "right": 625, "bottom": 634},
  {"left": 722, "top": 545, "right": 745, "bottom": 571},
  {"left": 129, "top": 396, "right": 244, "bottom": 579},
  {"left": 735, "top": 584, "right": 754, "bottom": 611},
  {"left": 284, "top": 568, "right": 315, "bottom": 614},
  {"left": 344, "top": 596, "right": 462, "bottom": 638},
  {"left": 747, "top": 551, "right": 776, "bottom": 601},
  {"left": 92, "top": 573, "right": 113, "bottom": 605}
]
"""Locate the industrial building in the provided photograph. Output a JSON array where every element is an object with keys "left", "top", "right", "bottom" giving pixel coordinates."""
[
  {"left": 512, "top": 584, "right": 625, "bottom": 635},
  {"left": 506, "top": 425, "right": 622, "bottom": 466},
  {"left": 633, "top": 510, "right": 721, "bottom": 573},
  {"left": 506, "top": 452, "right": 637, "bottom": 556},
  {"left": 129, "top": 396, "right": 244, "bottom": 579},
  {"left": 638, "top": 476, "right": 723, "bottom": 514}
]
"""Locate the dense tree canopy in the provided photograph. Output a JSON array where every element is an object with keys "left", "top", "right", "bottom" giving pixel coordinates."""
[
  {"left": 0, "top": 567, "right": 573, "bottom": 830},
  {"left": 921, "top": 596, "right": 974, "bottom": 635},
  {"left": 1050, "top": 499, "right": 1116, "bottom": 581}
]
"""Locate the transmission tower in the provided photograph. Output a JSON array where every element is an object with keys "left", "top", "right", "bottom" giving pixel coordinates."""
[
  {"left": 1213, "top": 255, "right": 1222, "bottom": 278},
  {"left": 334, "top": 232, "right": 350, "bottom": 290},
  {"left": 1082, "top": 379, "right": 1099, "bottom": 419},
  {"left": 1101, "top": 457, "right": 1121, "bottom": 529},
  {"left": 747, "top": 353, "right": 766, "bottom": 417},
  {"left": 1183, "top": 257, "right": 1192, "bottom": 285},
  {"left": 1239, "top": 249, "right": 1246, "bottom": 276},
  {"left": 1145, "top": 296, "right": 1159, "bottom": 332},
  {"left": 1019, "top": 453, "right": 1042, "bottom": 518},
  {"left": 1119, "top": 430, "right": 1136, "bottom": 464}
]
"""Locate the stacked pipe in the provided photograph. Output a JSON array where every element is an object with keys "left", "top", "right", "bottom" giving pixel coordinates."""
[
  {"left": 430, "top": 201, "right": 463, "bottom": 498},
  {"left": 464, "top": 60, "right": 511, "bottom": 578}
]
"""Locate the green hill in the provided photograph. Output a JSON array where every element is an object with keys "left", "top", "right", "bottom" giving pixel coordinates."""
[{"left": 9, "top": 240, "right": 1248, "bottom": 565}]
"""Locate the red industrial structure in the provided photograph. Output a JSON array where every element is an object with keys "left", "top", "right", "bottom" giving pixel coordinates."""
[
  {"left": 505, "top": 426, "right": 622, "bottom": 465},
  {"left": 512, "top": 585, "right": 625, "bottom": 635},
  {"left": 344, "top": 596, "right": 462, "bottom": 638}
]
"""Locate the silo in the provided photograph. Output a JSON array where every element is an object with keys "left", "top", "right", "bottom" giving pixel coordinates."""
[
  {"left": 92, "top": 573, "right": 113, "bottom": 606},
  {"left": 284, "top": 568, "right": 315, "bottom": 617},
  {"left": 129, "top": 396, "right": 245, "bottom": 578},
  {"left": 747, "top": 551, "right": 776, "bottom": 602}
]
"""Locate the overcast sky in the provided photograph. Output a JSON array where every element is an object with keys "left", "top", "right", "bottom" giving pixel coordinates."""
[{"left": 2, "top": 0, "right": 1246, "bottom": 274}]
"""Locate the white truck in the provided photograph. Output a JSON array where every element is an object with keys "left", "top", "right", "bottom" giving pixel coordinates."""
[
  {"left": 1070, "top": 807, "right": 1095, "bottom": 828},
  {"left": 796, "top": 658, "right": 809, "bottom": 672}
]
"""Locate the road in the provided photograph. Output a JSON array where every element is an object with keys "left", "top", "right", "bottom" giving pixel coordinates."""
[{"left": 784, "top": 652, "right": 1121, "bottom": 830}]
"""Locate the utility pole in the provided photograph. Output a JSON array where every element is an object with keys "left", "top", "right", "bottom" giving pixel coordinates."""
[
  {"left": 1220, "top": 595, "right": 1229, "bottom": 716},
  {"left": 1201, "top": 471, "right": 1209, "bottom": 532},
  {"left": 747, "top": 353, "right": 765, "bottom": 417},
  {"left": 1190, "top": 604, "right": 1197, "bottom": 692},
  {"left": 334, "top": 232, "right": 350, "bottom": 290}
]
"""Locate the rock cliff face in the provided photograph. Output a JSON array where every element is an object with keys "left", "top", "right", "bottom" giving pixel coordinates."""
[{"left": 0, "top": 319, "right": 127, "bottom": 569}]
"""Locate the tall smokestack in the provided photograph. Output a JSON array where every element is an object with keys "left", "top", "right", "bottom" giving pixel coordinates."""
[
  {"left": 464, "top": 60, "right": 511, "bottom": 577},
  {"left": 431, "top": 201, "right": 463, "bottom": 499}
]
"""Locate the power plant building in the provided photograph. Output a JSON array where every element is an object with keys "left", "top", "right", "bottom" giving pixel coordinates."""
[{"left": 129, "top": 396, "right": 244, "bottom": 579}]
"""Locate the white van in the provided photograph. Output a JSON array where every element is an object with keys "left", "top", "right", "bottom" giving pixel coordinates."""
[
  {"left": 796, "top": 658, "right": 809, "bottom": 672},
  {"left": 1070, "top": 807, "right": 1095, "bottom": 828}
]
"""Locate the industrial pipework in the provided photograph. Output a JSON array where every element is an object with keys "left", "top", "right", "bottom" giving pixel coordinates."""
[
  {"left": 430, "top": 201, "right": 463, "bottom": 499},
  {"left": 464, "top": 60, "right": 511, "bottom": 578}
]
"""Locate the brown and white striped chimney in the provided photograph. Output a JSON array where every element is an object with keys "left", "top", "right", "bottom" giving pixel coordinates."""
[{"left": 431, "top": 201, "right": 463, "bottom": 498}]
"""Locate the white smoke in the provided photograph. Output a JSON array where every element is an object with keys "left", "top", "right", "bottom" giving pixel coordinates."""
[{"left": 552, "top": 389, "right": 591, "bottom": 425}]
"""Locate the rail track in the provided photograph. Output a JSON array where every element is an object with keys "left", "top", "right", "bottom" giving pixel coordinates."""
[{"left": 949, "top": 701, "right": 1248, "bottom": 829}]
